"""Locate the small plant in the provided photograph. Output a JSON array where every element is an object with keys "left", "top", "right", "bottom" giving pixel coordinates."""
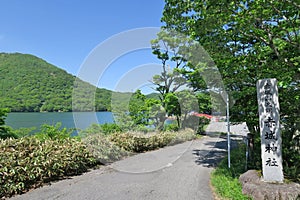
[
  {"left": 99, "top": 123, "right": 122, "bottom": 135},
  {"left": 163, "top": 118, "right": 179, "bottom": 131},
  {"left": 12, "top": 127, "right": 36, "bottom": 138},
  {"left": 34, "top": 123, "right": 75, "bottom": 141},
  {"left": 164, "top": 123, "right": 179, "bottom": 131},
  {"left": 79, "top": 123, "right": 122, "bottom": 137}
]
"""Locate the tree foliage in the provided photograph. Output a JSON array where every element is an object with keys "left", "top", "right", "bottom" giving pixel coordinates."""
[
  {"left": 161, "top": 0, "right": 300, "bottom": 181},
  {"left": 0, "top": 108, "right": 13, "bottom": 139},
  {"left": 129, "top": 90, "right": 149, "bottom": 126},
  {"left": 151, "top": 30, "right": 191, "bottom": 98},
  {"left": 151, "top": 29, "right": 212, "bottom": 129}
]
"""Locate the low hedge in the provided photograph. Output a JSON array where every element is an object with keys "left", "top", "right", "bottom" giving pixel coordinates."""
[
  {"left": 82, "top": 134, "right": 130, "bottom": 164},
  {"left": 0, "top": 137, "right": 96, "bottom": 198},
  {"left": 0, "top": 128, "right": 197, "bottom": 198},
  {"left": 109, "top": 129, "right": 196, "bottom": 153}
]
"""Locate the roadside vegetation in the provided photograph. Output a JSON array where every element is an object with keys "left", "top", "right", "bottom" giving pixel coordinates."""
[
  {"left": 161, "top": 0, "right": 300, "bottom": 190},
  {"left": 0, "top": 108, "right": 204, "bottom": 198},
  {"left": 210, "top": 143, "right": 251, "bottom": 200},
  {"left": 0, "top": 136, "right": 96, "bottom": 198}
]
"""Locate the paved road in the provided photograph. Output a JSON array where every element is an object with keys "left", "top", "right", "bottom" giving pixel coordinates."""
[{"left": 10, "top": 122, "right": 247, "bottom": 200}]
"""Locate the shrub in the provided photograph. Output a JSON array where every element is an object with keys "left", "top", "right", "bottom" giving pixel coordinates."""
[
  {"left": 79, "top": 123, "right": 122, "bottom": 137},
  {"left": 163, "top": 118, "right": 179, "bottom": 131},
  {"left": 0, "top": 137, "right": 96, "bottom": 198},
  {"left": 34, "top": 123, "right": 75, "bottom": 141},
  {"left": 0, "top": 108, "right": 18, "bottom": 139},
  {"left": 164, "top": 123, "right": 179, "bottom": 132},
  {"left": 280, "top": 126, "right": 300, "bottom": 183},
  {"left": 168, "top": 129, "right": 197, "bottom": 145},
  {"left": 196, "top": 117, "right": 211, "bottom": 134},
  {"left": 99, "top": 123, "right": 122, "bottom": 135},
  {"left": 109, "top": 129, "right": 196, "bottom": 153},
  {"left": 109, "top": 132, "right": 136, "bottom": 152},
  {"left": 11, "top": 127, "right": 36, "bottom": 138},
  {"left": 82, "top": 134, "right": 130, "bottom": 164}
]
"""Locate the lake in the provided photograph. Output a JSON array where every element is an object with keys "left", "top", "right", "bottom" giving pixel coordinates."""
[{"left": 5, "top": 112, "right": 115, "bottom": 132}]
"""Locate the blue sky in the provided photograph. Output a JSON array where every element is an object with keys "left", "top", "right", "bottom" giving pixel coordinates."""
[{"left": 0, "top": 0, "right": 165, "bottom": 93}]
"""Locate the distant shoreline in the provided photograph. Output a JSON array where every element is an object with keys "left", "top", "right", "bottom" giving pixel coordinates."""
[{"left": 6, "top": 112, "right": 115, "bottom": 131}]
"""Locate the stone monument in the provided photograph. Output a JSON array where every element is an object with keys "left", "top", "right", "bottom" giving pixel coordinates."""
[{"left": 256, "top": 78, "right": 284, "bottom": 182}]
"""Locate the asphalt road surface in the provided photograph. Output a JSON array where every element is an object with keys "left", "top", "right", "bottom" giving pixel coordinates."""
[{"left": 10, "top": 122, "right": 247, "bottom": 200}]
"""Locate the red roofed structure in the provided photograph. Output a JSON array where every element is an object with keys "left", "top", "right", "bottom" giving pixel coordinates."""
[{"left": 190, "top": 112, "right": 213, "bottom": 119}]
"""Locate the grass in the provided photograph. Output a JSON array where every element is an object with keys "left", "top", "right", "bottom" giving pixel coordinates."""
[{"left": 210, "top": 143, "right": 252, "bottom": 200}]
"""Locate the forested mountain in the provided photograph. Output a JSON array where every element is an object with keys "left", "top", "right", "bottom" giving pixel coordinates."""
[{"left": 0, "top": 53, "right": 131, "bottom": 112}]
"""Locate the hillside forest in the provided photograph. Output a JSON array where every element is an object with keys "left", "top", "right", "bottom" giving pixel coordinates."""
[{"left": 0, "top": 53, "right": 132, "bottom": 112}]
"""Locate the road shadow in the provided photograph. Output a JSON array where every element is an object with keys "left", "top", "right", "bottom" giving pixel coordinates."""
[
  {"left": 193, "top": 132, "right": 244, "bottom": 168},
  {"left": 193, "top": 141, "right": 227, "bottom": 168}
]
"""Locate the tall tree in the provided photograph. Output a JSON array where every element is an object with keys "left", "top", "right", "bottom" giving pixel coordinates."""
[
  {"left": 151, "top": 30, "right": 190, "bottom": 99},
  {"left": 161, "top": 0, "right": 299, "bottom": 130},
  {"left": 161, "top": 0, "right": 300, "bottom": 180},
  {"left": 151, "top": 29, "right": 214, "bottom": 128}
]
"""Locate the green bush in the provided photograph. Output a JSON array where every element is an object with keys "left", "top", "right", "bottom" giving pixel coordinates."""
[
  {"left": 282, "top": 129, "right": 300, "bottom": 183},
  {"left": 34, "top": 123, "right": 75, "bottom": 141},
  {"left": 109, "top": 129, "right": 196, "bottom": 153},
  {"left": 0, "top": 123, "right": 196, "bottom": 198},
  {"left": 0, "top": 108, "right": 18, "bottom": 139},
  {"left": 196, "top": 117, "right": 211, "bottom": 134},
  {"left": 11, "top": 127, "right": 36, "bottom": 138},
  {"left": 164, "top": 123, "right": 179, "bottom": 132},
  {"left": 168, "top": 129, "right": 197, "bottom": 145},
  {"left": 82, "top": 134, "right": 130, "bottom": 164},
  {"left": 99, "top": 123, "right": 122, "bottom": 135},
  {"left": 79, "top": 123, "right": 122, "bottom": 137},
  {"left": 0, "top": 137, "right": 96, "bottom": 198}
]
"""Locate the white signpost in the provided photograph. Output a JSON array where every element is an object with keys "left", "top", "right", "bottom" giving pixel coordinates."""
[
  {"left": 226, "top": 93, "right": 230, "bottom": 169},
  {"left": 257, "top": 78, "right": 283, "bottom": 182}
]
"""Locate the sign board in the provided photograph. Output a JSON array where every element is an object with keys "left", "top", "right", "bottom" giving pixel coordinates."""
[{"left": 257, "top": 78, "right": 283, "bottom": 182}]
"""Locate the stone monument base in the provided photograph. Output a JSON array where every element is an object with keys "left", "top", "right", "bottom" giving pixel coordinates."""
[{"left": 239, "top": 170, "right": 300, "bottom": 200}]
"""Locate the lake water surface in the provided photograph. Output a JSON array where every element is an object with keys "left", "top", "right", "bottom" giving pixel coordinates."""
[{"left": 6, "top": 112, "right": 115, "bottom": 131}]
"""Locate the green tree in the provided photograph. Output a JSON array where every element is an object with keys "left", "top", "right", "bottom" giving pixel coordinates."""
[
  {"left": 161, "top": 0, "right": 300, "bottom": 181},
  {"left": 145, "top": 97, "right": 166, "bottom": 130},
  {"left": 0, "top": 108, "right": 15, "bottom": 139},
  {"left": 129, "top": 90, "right": 149, "bottom": 126},
  {"left": 164, "top": 92, "right": 181, "bottom": 127},
  {"left": 151, "top": 30, "right": 190, "bottom": 100},
  {"left": 151, "top": 29, "right": 212, "bottom": 128}
]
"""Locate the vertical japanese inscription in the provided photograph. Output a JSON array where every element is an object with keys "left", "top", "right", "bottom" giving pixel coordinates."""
[{"left": 257, "top": 78, "right": 283, "bottom": 182}]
